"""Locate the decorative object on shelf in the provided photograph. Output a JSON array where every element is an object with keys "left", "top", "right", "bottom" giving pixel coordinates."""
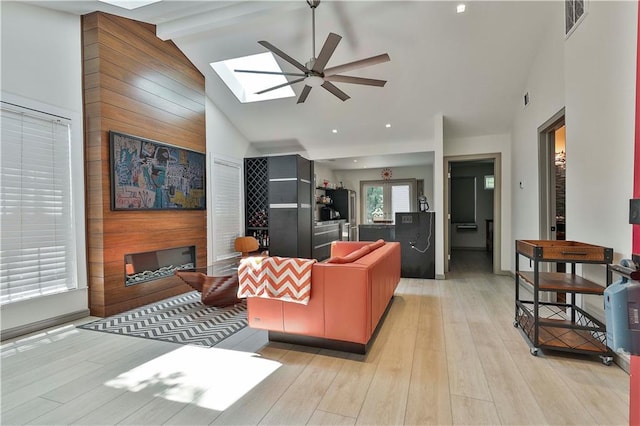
[
  {"left": 418, "top": 194, "right": 429, "bottom": 212},
  {"left": 109, "top": 131, "right": 205, "bottom": 210},
  {"left": 381, "top": 167, "right": 392, "bottom": 180},
  {"left": 323, "top": 179, "right": 329, "bottom": 188},
  {"left": 248, "top": 210, "right": 268, "bottom": 227}
]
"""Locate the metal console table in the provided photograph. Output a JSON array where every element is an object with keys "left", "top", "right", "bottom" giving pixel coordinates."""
[{"left": 514, "top": 240, "right": 614, "bottom": 364}]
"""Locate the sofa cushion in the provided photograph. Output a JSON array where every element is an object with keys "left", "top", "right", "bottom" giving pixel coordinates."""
[
  {"left": 327, "top": 245, "right": 372, "bottom": 264},
  {"left": 367, "top": 239, "right": 385, "bottom": 251}
]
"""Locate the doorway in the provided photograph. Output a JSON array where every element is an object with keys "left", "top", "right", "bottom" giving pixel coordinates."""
[
  {"left": 444, "top": 153, "right": 501, "bottom": 274},
  {"left": 538, "top": 108, "right": 566, "bottom": 243},
  {"left": 538, "top": 109, "right": 567, "bottom": 299}
]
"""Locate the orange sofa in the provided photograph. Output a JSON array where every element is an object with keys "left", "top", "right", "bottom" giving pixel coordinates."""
[{"left": 246, "top": 239, "right": 401, "bottom": 353}]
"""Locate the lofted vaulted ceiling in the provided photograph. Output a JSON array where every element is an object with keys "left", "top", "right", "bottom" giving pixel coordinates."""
[{"left": 25, "top": 0, "right": 558, "bottom": 169}]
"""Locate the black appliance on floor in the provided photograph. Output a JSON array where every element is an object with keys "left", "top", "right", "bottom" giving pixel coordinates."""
[{"left": 394, "top": 212, "right": 436, "bottom": 279}]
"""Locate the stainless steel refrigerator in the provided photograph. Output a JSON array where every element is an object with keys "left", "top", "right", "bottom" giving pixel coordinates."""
[{"left": 328, "top": 189, "right": 357, "bottom": 240}]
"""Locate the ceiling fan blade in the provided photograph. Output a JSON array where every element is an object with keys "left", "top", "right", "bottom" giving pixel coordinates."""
[
  {"left": 297, "top": 85, "right": 312, "bottom": 104},
  {"left": 323, "top": 53, "right": 390, "bottom": 77},
  {"left": 235, "top": 69, "right": 306, "bottom": 77},
  {"left": 258, "top": 40, "right": 309, "bottom": 73},
  {"left": 312, "top": 32, "right": 342, "bottom": 73},
  {"left": 321, "top": 81, "right": 350, "bottom": 101},
  {"left": 324, "top": 75, "right": 387, "bottom": 87},
  {"left": 256, "top": 77, "right": 305, "bottom": 95}
]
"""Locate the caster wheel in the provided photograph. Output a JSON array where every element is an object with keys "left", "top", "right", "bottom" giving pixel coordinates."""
[
  {"left": 530, "top": 347, "right": 539, "bottom": 356},
  {"left": 600, "top": 356, "right": 613, "bottom": 366},
  {"left": 513, "top": 321, "right": 519, "bottom": 328}
]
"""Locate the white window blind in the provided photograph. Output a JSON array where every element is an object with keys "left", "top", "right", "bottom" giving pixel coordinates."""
[
  {"left": 391, "top": 184, "right": 411, "bottom": 218},
  {"left": 212, "top": 158, "right": 242, "bottom": 260},
  {"left": 1, "top": 102, "right": 77, "bottom": 305}
]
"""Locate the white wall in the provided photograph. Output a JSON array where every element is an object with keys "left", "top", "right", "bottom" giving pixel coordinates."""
[
  {"left": 306, "top": 139, "right": 436, "bottom": 161},
  {"left": 205, "top": 96, "right": 256, "bottom": 263},
  {"left": 206, "top": 96, "right": 257, "bottom": 160},
  {"left": 333, "top": 164, "right": 434, "bottom": 221},
  {"left": 312, "top": 162, "right": 337, "bottom": 190},
  {"left": 334, "top": 164, "right": 434, "bottom": 211},
  {"left": 564, "top": 0, "right": 636, "bottom": 259},
  {"left": 1, "top": 2, "right": 88, "bottom": 332},
  {"left": 312, "top": 162, "right": 337, "bottom": 221},
  {"left": 511, "top": 0, "right": 637, "bottom": 274}
]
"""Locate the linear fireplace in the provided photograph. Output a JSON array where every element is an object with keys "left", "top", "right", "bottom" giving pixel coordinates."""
[{"left": 124, "top": 246, "right": 195, "bottom": 286}]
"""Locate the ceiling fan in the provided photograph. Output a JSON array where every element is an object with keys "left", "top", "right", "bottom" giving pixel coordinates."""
[{"left": 234, "top": 0, "right": 390, "bottom": 104}]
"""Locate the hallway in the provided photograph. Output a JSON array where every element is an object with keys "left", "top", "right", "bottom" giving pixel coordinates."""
[{"left": 449, "top": 248, "right": 494, "bottom": 273}]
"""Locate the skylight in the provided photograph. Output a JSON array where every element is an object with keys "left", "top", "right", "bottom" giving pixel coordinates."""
[
  {"left": 211, "top": 52, "right": 296, "bottom": 103},
  {"left": 98, "top": 0, "right": 161, "bottom": 10}
]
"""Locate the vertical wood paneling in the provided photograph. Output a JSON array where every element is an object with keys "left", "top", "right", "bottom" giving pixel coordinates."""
[{"left": 82, "top": 12, "right": 206, "bottom": 317}]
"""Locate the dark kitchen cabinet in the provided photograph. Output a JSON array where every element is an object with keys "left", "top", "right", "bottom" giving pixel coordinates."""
[{"left": 244, "top": 155, "right": 312, "bottom": 258}]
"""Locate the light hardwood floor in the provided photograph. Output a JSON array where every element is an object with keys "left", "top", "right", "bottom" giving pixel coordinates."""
[{"left": 1, "top": 253, "right": 630, "bottom": 425}]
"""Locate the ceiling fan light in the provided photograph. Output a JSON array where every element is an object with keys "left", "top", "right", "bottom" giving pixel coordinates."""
[{"left": 305, "top": 75, "right": 324, "bottom": 87}]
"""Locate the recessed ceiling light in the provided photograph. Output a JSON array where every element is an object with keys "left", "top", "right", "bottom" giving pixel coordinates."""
[
  {"left": 98, "top": 0, "right": 161, "bottom": 10},
  {"left": 385, "top": 123, "right": 391, "bottom": 128},
  {"left": 332, "top": 129, "right": 338, "bottom": 134},
  {"left": 353, "top": 159, "right": 358, "bottom": 163},
  {"left": 457, "top": 4, "right": 466, "bottom": 13}
]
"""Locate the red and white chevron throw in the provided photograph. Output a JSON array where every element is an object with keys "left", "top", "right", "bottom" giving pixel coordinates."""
[
  {"left": 237, "top": 256, "right": 265, "bottom": 299},
  {"left": 237, "top": 256, "right": 316, "bottom": 305}
]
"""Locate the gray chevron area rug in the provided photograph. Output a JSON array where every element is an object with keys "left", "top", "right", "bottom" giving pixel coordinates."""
[{"left": 78, "top": 291, "right": 247, "bottom": 347}]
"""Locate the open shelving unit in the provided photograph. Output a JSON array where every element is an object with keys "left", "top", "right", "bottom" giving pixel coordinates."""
[
  {"left": 514, "top": 240, "right": 614, "bottom": 364},
  {"left": 244, "top": 157, "right": 269, "bottom": 251}
]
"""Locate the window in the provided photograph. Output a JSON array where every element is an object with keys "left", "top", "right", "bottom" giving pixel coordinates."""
[
  {"left": 210, "top": 52, "right": 295, "bottom": 103},
  {"left": 212, "top": 157, "right": 243, "bottom": 260},
  {"left": 361, "top": 179, "right": 416, "bottom": 224},
  {"left": 1, "top": 102, "right": 77, "bottom": 305},
  {"left": 565, "top": 0, "right": 586, "bottom": 37},
  {"left": 484, "top": 175, "right": 495, "bottom": 190}
]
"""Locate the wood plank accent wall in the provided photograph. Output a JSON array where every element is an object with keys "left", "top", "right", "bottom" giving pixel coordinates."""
[{"left": 82, "top": 12, "right": 207, "bottom": 317}]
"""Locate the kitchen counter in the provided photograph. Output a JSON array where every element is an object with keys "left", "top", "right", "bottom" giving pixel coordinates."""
[
  {"left": 313, "top": 220, "right": 345, "bottom": 260},
  {"left": 315, "top": 219, "right": 346, "bottom": 226}
]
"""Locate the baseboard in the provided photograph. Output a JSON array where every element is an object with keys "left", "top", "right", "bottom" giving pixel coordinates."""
[
  {"left": 613, "top": 351, "right": 631, "bottom": 373},
  {"left": 1, "top": 309, "right": 90, "bottom": 341},
  {"left": 436, "top": 274, "right": 446, "bottom": 280},
  {"left": 451, "top": 247, "right": 488, "bottom": 251}
]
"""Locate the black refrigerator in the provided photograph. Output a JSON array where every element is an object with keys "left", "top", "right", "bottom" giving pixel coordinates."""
[
  {"left": 327, "top": 189, "right": 357, "bottom": 241},
  {"left": 394, "top": 212, "right": 436, "bottom": 279}
]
